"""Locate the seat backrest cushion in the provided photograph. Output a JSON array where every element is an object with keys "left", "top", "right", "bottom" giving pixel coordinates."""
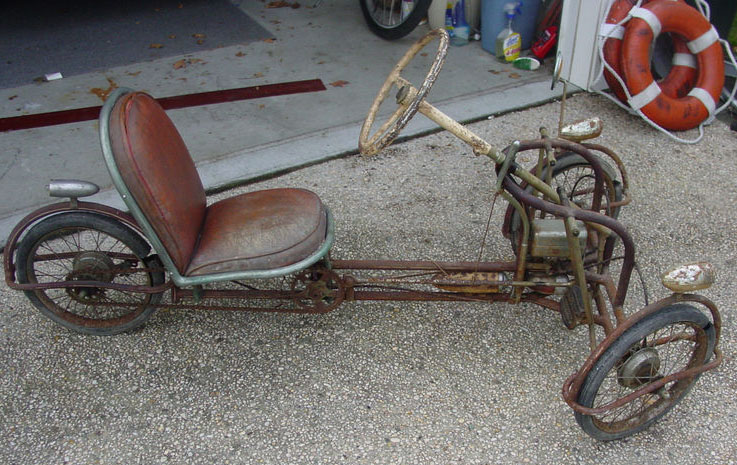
[{"left": 108, "top": 92, "right": 206, "bottom": 273}]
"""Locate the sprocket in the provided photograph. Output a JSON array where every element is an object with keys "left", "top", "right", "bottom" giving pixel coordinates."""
[{"left": 290, "top": 267, "right": 345, "bottom": 313}]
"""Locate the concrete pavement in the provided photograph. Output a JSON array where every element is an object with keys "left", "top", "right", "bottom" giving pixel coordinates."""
[{"left": 0, "top": 0, "right": 560, "bottom": 247}]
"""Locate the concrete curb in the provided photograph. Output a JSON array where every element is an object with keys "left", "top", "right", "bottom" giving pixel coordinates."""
[{"left": 1, "top": 80, "right": 561, "bottom": 249}]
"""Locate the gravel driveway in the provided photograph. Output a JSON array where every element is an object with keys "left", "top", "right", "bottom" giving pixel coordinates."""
[{"left": 1, "top": 93, "right": 735, "bottom": 464}]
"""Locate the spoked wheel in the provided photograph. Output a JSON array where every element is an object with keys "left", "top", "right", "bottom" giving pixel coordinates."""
[
  {"left": 508, "top": 151, "right": 623, "bottom": 253},
  {"left": 359, "top": 0, "right": 432, "bottom": 40},
  {"left": 15, "top": 212, "right": 165, "bottom": 335},
  {"left": 290, "top": 268, "right": 345, "bottom": 313},
  {"left": 575, "top": 304, "right": 715, "bottom": 440}
]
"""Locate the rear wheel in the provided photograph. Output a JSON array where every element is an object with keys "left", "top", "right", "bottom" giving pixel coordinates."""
[
  {"left": 359, "top": 0, "right": 432, "bottom": 40},
  {"left": 575, "top": 304, "right": 715, "bottom": 440},
  {"left": 16, "top": 212, "right": 165, "bottom": 335}
]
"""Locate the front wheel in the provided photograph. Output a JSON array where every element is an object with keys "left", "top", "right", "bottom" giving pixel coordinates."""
[
  {"left": 15, "top": 212, "right": 165, "bottom": 335},
  {"left": 359, "top": 0, "right": 432, "bottom": 40},
  {"left": 575, "top": 304, "right": 715, "bottom": 440}
]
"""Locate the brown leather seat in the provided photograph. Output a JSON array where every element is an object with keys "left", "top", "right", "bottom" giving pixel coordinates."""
[
  {"left": 107, "top": 91, "right": 328, "bottom": 277},
  {"left": 186, "top": 188, "right": 327, "bottom": 276}
]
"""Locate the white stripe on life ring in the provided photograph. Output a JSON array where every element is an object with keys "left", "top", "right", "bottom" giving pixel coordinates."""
[
  {"left": 599, "top": 23, "right": 625, "bottom": 40},
  {"left": 687, "top": 87, "right": 717, "bottom": 116},
  {"left": 628, "top": 81, "right": 661, "bottom": 110},
  {"left": 672, "top": 53, "right": 697, "bottom": 68},
  {"left": 630, "top": 7, "right": 662, "bottom": 37},
  {"left": 687, "top": 26, "right": 719, "bottom": 54}
]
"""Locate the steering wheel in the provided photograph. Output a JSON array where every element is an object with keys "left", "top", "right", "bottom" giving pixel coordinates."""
[{"left": 359, "top": 28, "right": 449, "bottom": 156}]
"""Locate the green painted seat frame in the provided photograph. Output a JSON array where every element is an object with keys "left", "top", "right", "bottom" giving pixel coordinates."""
[{"left": 99, "top": 88, "right": 335, "bottom": 288}]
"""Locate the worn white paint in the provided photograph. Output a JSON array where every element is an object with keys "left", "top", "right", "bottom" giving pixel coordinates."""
[{"left": 661, "top": 262, "right": 715, "bottom": 292}]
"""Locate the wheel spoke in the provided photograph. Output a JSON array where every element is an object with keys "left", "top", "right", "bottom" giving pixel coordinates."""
[
  {"left": 576, "top": 305, "right": 714, "bottom": 440},
  {"left": 17, "top": 213, "right": 164, "bottom": 334}
]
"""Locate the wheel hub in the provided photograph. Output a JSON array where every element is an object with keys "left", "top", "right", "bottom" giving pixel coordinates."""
[
  {"left": 67, "top": 251, "right": 116, "bottom": 302},
  {"left": 617, "top": 347, "right": 662, "bottom": 389},
  {"left": 73, "top": 251, "right": 115, "bottom": 280}
]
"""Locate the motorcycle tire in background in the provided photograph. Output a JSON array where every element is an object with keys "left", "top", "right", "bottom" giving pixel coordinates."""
[{"left": 359, "top": 0, "right": 432, "bottom": 40}]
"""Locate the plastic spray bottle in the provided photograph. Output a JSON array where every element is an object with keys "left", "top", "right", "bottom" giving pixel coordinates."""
[
  {"left": 444, "top": 1, "right": 455, "bottom": 39},
  {"left": 495, "top": 2, "right": 522, "bottom": 62},
  {"left": 451, "top": 0, "right": 470, "bottom": 46},
  {"left": 402, "top": 0, "right": 413, "bottom": 19}
]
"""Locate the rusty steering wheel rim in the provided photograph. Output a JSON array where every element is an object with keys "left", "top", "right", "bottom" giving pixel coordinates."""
[{"left": 358, "top": 28, "right": 449, "bottom": 156}]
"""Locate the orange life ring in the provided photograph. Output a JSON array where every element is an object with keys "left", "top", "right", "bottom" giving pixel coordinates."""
[
  {"left": 602, "top": 0, "right": 697, "bottom": 103},
  {"left": 621, "top": 0, "right": 724, "bottom": 131}
]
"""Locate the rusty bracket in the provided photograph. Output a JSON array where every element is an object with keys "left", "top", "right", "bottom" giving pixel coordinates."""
[
  {"left": 562, "top": 348, "right": 723, "bottom": 415},
  {"left": 495, "top": 141, "right": 520, "bottom": 193}
]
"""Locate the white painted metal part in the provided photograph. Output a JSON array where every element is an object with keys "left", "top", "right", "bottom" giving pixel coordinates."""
[
  {"left": 661, "top": 262, "right": 715, "bottom": 292},
  {"left": 558, "top": 0, "right": 610, "bottom": 90},
  {"left": 559, "top": 117, "right": 603, "bottom": 141}
]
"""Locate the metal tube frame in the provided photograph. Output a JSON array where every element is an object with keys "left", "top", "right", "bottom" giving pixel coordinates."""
[
  {"left": 2, "top": 56, "right": 722, "bottom": 421},
  {"left": 0, "top": 90, "right": 684, "bottom": 334}
]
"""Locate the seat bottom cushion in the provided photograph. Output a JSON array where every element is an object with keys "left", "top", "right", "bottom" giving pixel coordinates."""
[{"left": 185, "top": 188, "right": 327, "bottom": 276}]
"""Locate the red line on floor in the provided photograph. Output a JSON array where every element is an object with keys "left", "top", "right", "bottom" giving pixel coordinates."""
[{"left": 0, "top": 79, "right": 327, "bottom": 132}]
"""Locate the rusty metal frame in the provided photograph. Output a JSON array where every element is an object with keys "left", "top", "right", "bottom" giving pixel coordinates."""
[
  {"left": 2, "top": 28, "right": 723, "bottom": 431},
  {"left": 380, "top": 52, "right": 722, "bottom": 421}
]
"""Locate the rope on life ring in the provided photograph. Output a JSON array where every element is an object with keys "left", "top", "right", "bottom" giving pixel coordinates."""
[
  {"left": 620, "top": 0, "right": 724, "bottom": 131},
  {"left": 601, "top": 0, "right": 697, "bottom": 104}
]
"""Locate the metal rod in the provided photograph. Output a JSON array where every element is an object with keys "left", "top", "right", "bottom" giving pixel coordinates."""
[
  {"left": 564, "top": 214, "right": 597, "bottom": 352},
  {"left": 417, "top": 93, "right": 562, "bottom": 203},
  {"left": 330, "top": 259, "right": 518, "bottom": 272}
]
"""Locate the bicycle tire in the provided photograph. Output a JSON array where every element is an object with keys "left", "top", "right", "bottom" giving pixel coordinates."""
[{"left": 359, "top": 0, "right": 432, "bottom": 40}]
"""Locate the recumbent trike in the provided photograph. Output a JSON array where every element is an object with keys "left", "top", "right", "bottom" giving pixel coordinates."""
[{"left": 2, "top": 29, "right": 722, "bottom": 441}]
